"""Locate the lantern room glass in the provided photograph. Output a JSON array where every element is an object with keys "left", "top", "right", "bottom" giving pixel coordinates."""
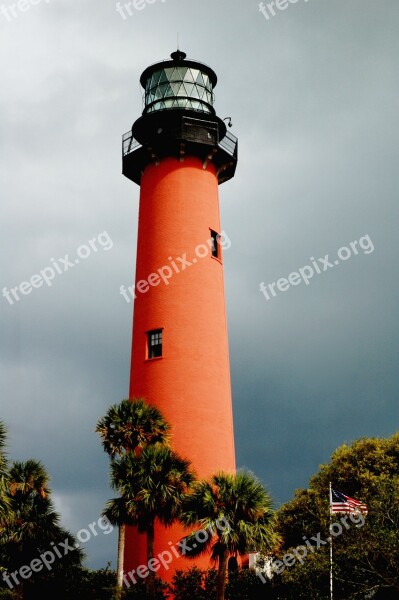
[{"left": 143, "top": 65, "right": 215, "bottom": 114}]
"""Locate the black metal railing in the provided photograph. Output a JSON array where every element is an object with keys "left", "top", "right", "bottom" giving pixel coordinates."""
[
  {"left": 122, "top": 122, "right": 237, "bottom": 162},
  {"left": 219, "top": 130, "right": 238, "bottom": 159},
  {"left": 122, "top": 131, "right": 141, "bottom": 156}
]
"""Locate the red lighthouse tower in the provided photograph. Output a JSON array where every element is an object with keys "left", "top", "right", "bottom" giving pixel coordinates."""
[{"left": 122, "top": 50, "right": 238, "bottom": 582}]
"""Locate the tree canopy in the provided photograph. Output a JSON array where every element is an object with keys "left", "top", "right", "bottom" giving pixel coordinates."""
[
  {"left": 274, "top": 432, "right": 399, "bottom": 599},
  {"left": 0, "top": 421, "right": 84, "bottom": 600}
]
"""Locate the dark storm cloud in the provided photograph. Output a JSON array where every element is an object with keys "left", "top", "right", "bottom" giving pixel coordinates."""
[{"left": 1, "top": 0, "right": 398, "bottom": 567}]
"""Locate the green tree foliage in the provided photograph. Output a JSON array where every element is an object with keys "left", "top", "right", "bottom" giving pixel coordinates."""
[
  {"left": 122, "top": 576, "right": 168, "bottom": 599},
  {"left": 0, "top": 564, "right": 133, "bottom": 600},
  {"left": 171, "top": 566, "right": 217, "bottom": 600},
  {"left": 171, "top": 566, "right": 275, "bottom": 600},
  {"left": 106, "top": 444, "right": 194, "bottom": 600},
  {"left": 96, "top": 398, "right": 172, "bottom": 594},
  {"left": 0, "top": 423, "right": 83, "bottom": 600},
  {"left": 96, "top": 399, "right": 170, "bottom": 458},
  {"left": 0, "top": 422, "right": 11, "bottom": 526},
  {"left": 275, "top": 433, "right": 399, "bottom": 599},
  {"left": 225, "top": 568, "right": 275, "bottom": 600},
  {"left": 180, "top": 471, "right": 280, "bottom": 600}
]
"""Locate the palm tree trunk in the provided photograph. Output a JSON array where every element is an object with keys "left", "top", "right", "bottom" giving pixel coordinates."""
[
  {"left": 146, "top": 520, "right": 156, "bottom": 600},
  {"left": 216, "top": 546, "right": 229, "bottom": 600},
  {"left": 116, "top": 524, "right": 125, "bottom": 598}
]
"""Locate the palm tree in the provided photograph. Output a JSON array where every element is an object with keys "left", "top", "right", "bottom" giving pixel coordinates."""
[
  {"left": 96, "top": 398, "right": 171, "bottom": 592},
  {"left": 180, "top": 470, "right": 281, "bottom": 600},
  {"left": 2, "top": 459, "right": 83, "bottom": 599},
  {"left": 101, "top": 496, "right": 133, "bottom": 595},
  {"left": 0, "top": 421, "right": 11, "bottom": 525},
  {"left": 5, "top": 460, "right": 61, "bottom": 562},
  {"left": 106, "top": 443, "right": 194, "bottom": 600},
  {"left": 96, "top": 398, "right": 170, "bottom": 457},
  {"left": 8, "top": 459, "right": 49, "bottom": 499}
]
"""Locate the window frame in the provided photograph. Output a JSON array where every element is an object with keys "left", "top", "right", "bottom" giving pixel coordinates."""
[
  {"left": 147, "top": 328, "right": 163, "bottom": 360},
  {"left": 210, "top": 229, "right": 222, "bottom": 261}
]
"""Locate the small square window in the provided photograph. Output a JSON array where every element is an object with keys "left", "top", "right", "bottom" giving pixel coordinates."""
[
  {"left": 210, "top": 230, "right": 221, "bottom": 259},
  {"left": 148, "top": 329, "right": 163, "bottom": 359}
]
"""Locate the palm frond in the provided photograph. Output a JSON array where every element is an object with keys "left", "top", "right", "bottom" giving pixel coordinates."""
[
  {"left": 104, "top": 444, "right": 195, "bottom": 532},
  {"left": 180, "top": 469, "right": 280, "bottom": 560},
  {"left": 96, "top": 398, "right": 171, "bottom": 457}
]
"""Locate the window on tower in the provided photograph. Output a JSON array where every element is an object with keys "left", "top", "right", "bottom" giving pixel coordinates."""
[
  {"left": 147, "top": 329, "right": 163, "bottom": 359},
  {"left": 210, "top": 230, "right": 221, "bottom": 260}
]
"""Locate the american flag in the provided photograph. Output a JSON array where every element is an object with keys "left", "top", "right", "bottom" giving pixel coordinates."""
[{"left": 331, "top": 489, "right": 368, "bottom": 514}]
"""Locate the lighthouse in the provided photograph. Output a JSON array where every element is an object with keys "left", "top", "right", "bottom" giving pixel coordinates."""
[{"left": 122, "top": 50, "right": 238, "bottom": 582}]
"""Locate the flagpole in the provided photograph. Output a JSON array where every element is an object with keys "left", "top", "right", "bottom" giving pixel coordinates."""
[{"left": 329, "top": 482, "right": 333, "bottom": 600}]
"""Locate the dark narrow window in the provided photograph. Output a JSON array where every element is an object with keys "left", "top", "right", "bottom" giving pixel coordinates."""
[
  {"left": 210, "top": 229, "right": 220, "bottom": 259},
  {"left": 148, "top": 329, "right": 163, "bottom": 359}
]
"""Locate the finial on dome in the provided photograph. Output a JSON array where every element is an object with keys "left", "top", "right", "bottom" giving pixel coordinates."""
[{"left": 171, "top": 50, "right": 186, "bottom": 61}]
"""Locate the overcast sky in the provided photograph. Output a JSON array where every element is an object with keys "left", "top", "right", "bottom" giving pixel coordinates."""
[{"left": 1, "top": 0, "right": 398, "bottom": 569}]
